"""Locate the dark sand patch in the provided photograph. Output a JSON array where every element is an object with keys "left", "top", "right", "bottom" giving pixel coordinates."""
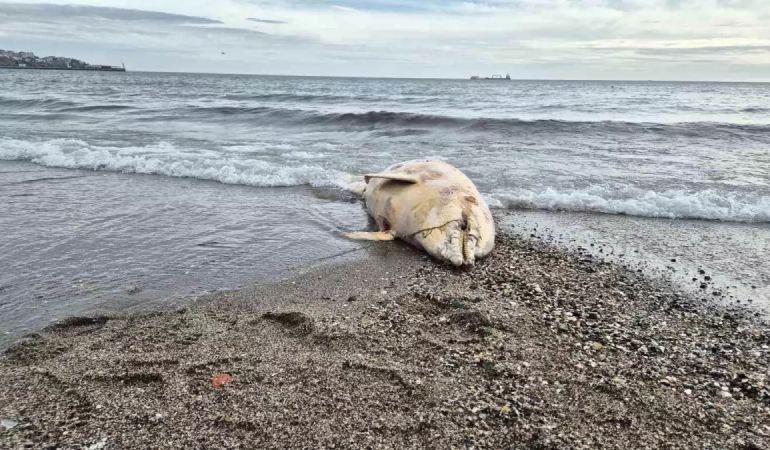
[{"left": 1, "top": 235, "right": 769, "bottom": 449}]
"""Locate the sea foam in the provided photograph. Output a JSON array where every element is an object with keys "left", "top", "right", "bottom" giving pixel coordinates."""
[
  {"left": 3, "top": 137, "right": 768, "bottom": 223},
  {"left": 486, "top": 186, "right": 770, "bottom": 223},
  {"left": 0, "top": 138, "right": 356, "bottom": 189}
]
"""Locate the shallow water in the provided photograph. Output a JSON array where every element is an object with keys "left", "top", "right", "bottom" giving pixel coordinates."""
[
  {"left": 0, "top": 160, "right": 368, "bottom": 342},
  {"left": 1, "top": 70, "right": 769, "bottom": 344}
]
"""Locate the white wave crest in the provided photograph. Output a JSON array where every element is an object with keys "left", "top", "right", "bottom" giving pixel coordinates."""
[
  {"left": 285, "top": 151, "right": 328, "bottom": 160},
  {"left": 0, "top": 138, "right": 358, "bottom": 189},
  {"left": 487, "top": 186, "right": 770, "bottom": 223}
]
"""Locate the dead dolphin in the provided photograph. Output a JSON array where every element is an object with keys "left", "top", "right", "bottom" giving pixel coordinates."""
[{"left": 346, "top": 160, "right": 495, "bottom": 266}]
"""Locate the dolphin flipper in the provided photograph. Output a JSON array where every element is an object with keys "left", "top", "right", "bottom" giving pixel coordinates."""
[
  {"left": 364, "top": 173, "right": 421, "bottom": 184},
  {"left": 344, "top": 231, "right": 396, "bottom": 241}
]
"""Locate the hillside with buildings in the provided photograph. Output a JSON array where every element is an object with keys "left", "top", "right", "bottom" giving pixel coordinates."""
[{"left": 0, "top": 49, "right": 125, "bottom": 71}]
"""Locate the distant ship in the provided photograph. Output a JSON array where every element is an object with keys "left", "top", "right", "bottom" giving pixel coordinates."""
[{"left": 470, "top": 74, "right": 511, "bottom": 80}]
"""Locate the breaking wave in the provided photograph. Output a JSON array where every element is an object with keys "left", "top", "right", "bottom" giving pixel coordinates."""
[
  {"left": 487, "top": 186, "right": 770, "bottom": 223},
  {"left": 2, "top": 137, "right": 769, "bottom": 223},
  {"left": 0, "top": 138, "right": 356, "bottom": 189}
]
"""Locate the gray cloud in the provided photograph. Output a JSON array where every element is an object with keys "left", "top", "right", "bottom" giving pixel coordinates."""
[
  {"left": 0, "top": 3, "right": 221, "bottom": 24},
  {"left": 181, "top": 25, "right": 312, "bottom": 45},
  {"left": 634, "top": 46, "right": 770, "bottom": 56},
  {"left": 247, "top": 17, "right": 288, "bottom": 24},
  {"left": 717, "top": 0, "right": 763, "bottom": 8}
]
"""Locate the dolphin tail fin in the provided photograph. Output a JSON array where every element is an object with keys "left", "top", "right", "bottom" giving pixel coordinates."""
[
  {"left": 364, "top": 173, "right": 421, "bottom": 184},
  {"left": 344, "top": 231, "right": 396, "bottom": 241}
]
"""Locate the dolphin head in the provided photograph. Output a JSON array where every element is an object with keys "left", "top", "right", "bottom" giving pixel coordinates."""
[{"left": 411, "top": 196, "right": 495, "bottom": 267}]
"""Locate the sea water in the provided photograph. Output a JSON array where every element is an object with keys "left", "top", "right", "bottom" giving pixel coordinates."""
[{"left": 1, "top": 70, "right": 768, "bottom": 343}]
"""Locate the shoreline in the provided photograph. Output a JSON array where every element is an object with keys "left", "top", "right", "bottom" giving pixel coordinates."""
[{"left": 1, "top": 231, "right": 769, "bottom": 448}]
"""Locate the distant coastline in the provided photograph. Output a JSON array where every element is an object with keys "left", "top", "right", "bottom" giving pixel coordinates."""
[
  {"left": 0, "top": 66, "right": 126, "bottom": 72},
  {"left": 0, "top": 49, "right": 125, "bottom": 72}
]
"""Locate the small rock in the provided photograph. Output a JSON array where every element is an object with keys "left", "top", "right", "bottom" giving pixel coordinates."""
[
  {"left": 684, "top": 389, "right": 692, "bottom": 395},
  {"left": 88, "top": 439, "right": 107, "bottom": 450},
  {"left": 719, "top": 391, "right": 732, "bottom": 399},
  {"left": 126, "top": 285, "right": 142, "bottom": 295},
  {"left": 1, "top": 419, "right": 18, "bottom": 431},
  {"left": 211, "top": 373, "right": 234, "bottom": 388}
]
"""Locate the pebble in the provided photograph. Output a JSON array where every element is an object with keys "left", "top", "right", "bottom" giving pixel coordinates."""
[
  {"left": 87, "top": 439, "right": 107, "bottom": 450},
  {"left": 1, "top": 419, "right": 18, "bottom": 430}
]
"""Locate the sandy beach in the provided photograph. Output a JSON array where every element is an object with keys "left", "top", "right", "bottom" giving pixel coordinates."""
[{"left": 1, "top": 216, "right": 768, "bottom": 449}]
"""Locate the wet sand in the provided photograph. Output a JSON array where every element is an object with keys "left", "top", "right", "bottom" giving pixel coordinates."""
[{"left": 1, "top": 225, "right": 769, "bottom": 449}]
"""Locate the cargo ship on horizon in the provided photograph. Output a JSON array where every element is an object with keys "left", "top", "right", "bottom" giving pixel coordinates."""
[{"left": 470, "top": 74, "right": 511, "bottom": 80}]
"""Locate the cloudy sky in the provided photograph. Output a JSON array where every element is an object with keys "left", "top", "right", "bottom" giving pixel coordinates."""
[{"left": 1, "top": 0, "right": 769, "bottom": 80}]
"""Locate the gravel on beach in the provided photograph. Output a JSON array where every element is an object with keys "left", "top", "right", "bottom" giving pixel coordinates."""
[{"left": 1, "top": 226, "right": 769, "bottom": 449}]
